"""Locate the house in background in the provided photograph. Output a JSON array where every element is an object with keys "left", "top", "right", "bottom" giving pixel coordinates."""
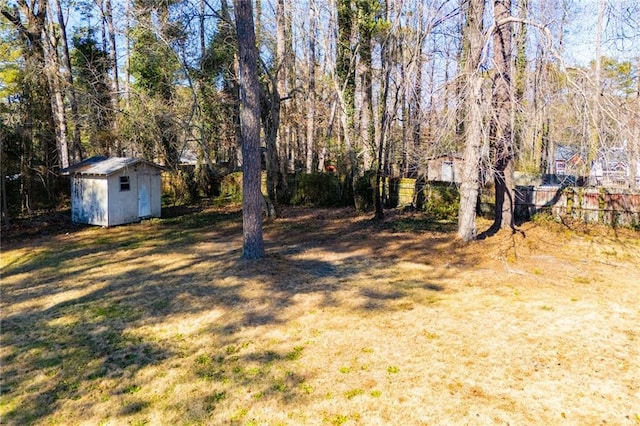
[
  {"left": 540, "top": 145, "right": 586, "bottom": 185},
  {"left": 63, "top": 157, "right": 163, "bottom": 227},
  {"left": 589, "top": 147, "right": 640, "bottom": 188},
  {"left": 554, "top": 145, "right": 585, "bottom": 177}
]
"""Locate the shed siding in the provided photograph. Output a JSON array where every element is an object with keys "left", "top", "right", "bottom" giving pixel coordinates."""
[
  {"left": 107, "top": 170, "right": 140, "bottom": 226},
  {"left": 69, "top": 159, "right": 162, "bottom": 227},
  {"left": 106, "top": 164, "right": 161, "bottom": 226},
  {"left": 71, "top": 177, "right": 108, "bottom": 226},
  {"left": 136, "top": 164, "right": 162, "bottom": 218},
  {"left": 427, "top": 157, "right": 464, "bottom": 183}
]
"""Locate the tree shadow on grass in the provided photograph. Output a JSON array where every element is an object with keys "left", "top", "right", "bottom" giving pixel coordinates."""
[
  {"left": 0, "top": 205, "right": 478, "bottom": 424},
  {"left": 1, "top": 302, "right": 172, "bottom": 423}
]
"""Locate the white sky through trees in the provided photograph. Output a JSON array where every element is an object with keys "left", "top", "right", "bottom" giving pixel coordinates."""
[{"left": 52, "top": 0, "right": 638, "bottom": 72}]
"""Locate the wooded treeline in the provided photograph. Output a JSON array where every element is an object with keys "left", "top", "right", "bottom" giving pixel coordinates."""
[{"left": 1, "top": 0, "right": 639, "bottom": 239}]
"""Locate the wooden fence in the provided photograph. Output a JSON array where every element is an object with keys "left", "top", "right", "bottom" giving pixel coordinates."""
[
  {"left": 515, "top": 186, "right": 640, "bottom": 226},
  {"left": 388, "top": 178, "right": 640, "bottom": 227}
]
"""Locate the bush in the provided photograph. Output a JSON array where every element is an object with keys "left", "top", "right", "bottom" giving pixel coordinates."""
[
  {"left": 290, "top": 173, "right": 341, "bottom": 207},
  {"left": 353, "top": 171, "right": 377, "bottom": 212},
  {"left": 162, "top": 170, "right": 197, "bottom": 206},
  {"left": 193, "top": 163, "right": 221, "bottom": 198},
  {"left": 421, "top": 182, "right": 460, "bottom": 220},
  {"left": 219, "top": 171, "right": 243, "bottom": 203}
]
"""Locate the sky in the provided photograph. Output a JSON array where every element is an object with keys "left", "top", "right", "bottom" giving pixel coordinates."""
[{"left": 563, "top": 0, "right": 639, "bottom": 67}]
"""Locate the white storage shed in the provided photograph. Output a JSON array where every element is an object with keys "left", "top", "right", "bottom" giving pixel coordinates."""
[{"left": 64, "top": 156, "right": 163, "bottom": 226}]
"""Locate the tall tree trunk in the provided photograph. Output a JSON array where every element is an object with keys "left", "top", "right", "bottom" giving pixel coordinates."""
[
  {"left": 408, "top": 11, "right": 424, "bottom": 177},
  {"left": 234, "top": 0, "right": 264, "bottom": 259},
  {"left": 199, "top": 0, "right": 205, "bottom": 59},
  {"left": 374, "top": 1, "right": 393, "bottom": 220},
  {"left": 104, "top": 0, "right": 120, "bottom": 154},
  {"left": 357, "top": 1, "right": 374, "bottom": 172},
  {"left": 255, "top": 0, "right": 261, "bottom": 44},
  {"left": 455, "top": 0, "right": 471, "bottom": 148},
  {"left": 539, "top": 116, "right": 551, "bottom": 175},
  {"left": 276, "top": 0, "right": 286, "bottom": 146},
  {"left": 589, "top": 0, "right": 606, "bottom": 164},
  {"left": 262, "top": 80, "right": 280, "bottom": 218},
  {"left": 219, "top": 0, "right": 242, "bottom": 169},
  {"left": 306, "top": 0, "right": 317, "bottom": 173},
  {"left": 53, "top": 0, "right": 82, "bottom": 163},
  {"left": 425, "top": 34, "right": 436, "bottom": 154},
  {"left": 337, "top": 0, "right": 357, "bottom": 183},
  {"left": 319, "top": 98, "right": 338, "bottom": 172},
  {"left": 3, "top": 0, "right": 58, "bottom": 205},
  {"left": 44, "top": 14, "right": 69, "bottom": 169},
  {"left": 630, "top": 57, "right": 640, "bottom": 190},
  {"left": 532, "top": 47, "right": 543, "bottom": 174},
  {"left": 125, "top": 0, "right": 131, "bottom": 109},
  {"left": 260, "top": 0, "right": 287, "bottom": 219},
  {"left": 400, "top": 58, "right": 408, "bottom": 178},
  {"left": 0, "top": 129, "right": 9, "bottom": 229},
  {"left": 491, "top": 0, "right": 515, "bottom": 232},
  {"left": 337, "top": 84, "right": 355, "bottom": 200},
  {"left": 513, "top": 0, "right": 527, "bottom": 169},
  {"left": 99, "top": 0, "right": 107, "bottom": 52},
  {"left": 276, "top": 0, "right": 292, "bottom": 196},
  {"left": 457, "top": 0, "right": 486, "bottom": 242}
]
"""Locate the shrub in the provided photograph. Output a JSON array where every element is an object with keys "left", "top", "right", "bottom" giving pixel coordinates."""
[
  {"left": 421, "top": 182, "right": 459, "bottom": 220},
  {"left": 162, "top": 170, "right": 196, "bottom": 206},
  {"left": 290, "top": 173, "right": 341, "bottom": 207},
  {"left": 219, "top": 171, "right": 243, "bottom": 203},
  {"left": 353, "top": 171, "right": 377, "bottom": 212}
]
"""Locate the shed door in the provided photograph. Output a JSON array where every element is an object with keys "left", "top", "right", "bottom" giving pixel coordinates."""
[
  {"left": 442, "top": 161, "right": 454, "bottom": 182},
  {"left": 138, "top": 175, "right": 151, "bottom": 218}
]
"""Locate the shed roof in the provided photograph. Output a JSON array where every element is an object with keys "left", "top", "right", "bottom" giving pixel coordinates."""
[
  {"left": 427, "top": 153, "right": 465, "bottom": 161},
  {"left": 62, "top": 156, "right": 163, "bottom": 176}
]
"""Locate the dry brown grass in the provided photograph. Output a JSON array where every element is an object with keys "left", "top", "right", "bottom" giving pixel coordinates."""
[{"left": 1, "top": 206, "right": 639, "bottom": 425}]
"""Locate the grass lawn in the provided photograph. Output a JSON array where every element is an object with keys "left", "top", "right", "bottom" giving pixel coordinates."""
[{"left": 1, "top": 205, "right": 639, "bottom": 425}]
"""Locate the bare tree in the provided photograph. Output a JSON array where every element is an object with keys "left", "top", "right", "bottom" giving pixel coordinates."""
[
  {"left": 374, "top": 0, "right": 393, "bottom": 220},
  {"left": 490, "top": 0, "right": 515, "bottom": 232},
  {"left": 124, "top": 0, "right": 131, "bottom": 109},
  {"left": 2, "top": 0, "right": 58, "bottom": 210},
  {"left": 589, "top": 0, "right": 607, "bottom": 164},
  {"left": 336, "top": 0, "right": 357, "bottom": 181},
  {"left": 43, "top": 10, "right": 70, "bottom": 169},
  {"left": 52, "top": 0, "right": 82, "bottom": 163},
  {"left": 356, "top": 0, "right": 376, "bottom": 172},
  {"left": 306, "top": 0, "right": 317, "bottom": 174},
  {"left": 103, "top": 0, "right": 120, "bottom": 153},
  {"left": 632, "top": 57, "right": 640, "bottom": 190},
  {"left": 0, "top": 129, "right": 8, "bottom": 228},
  {"left": 407, "top": 2, "right": 425, "bottom": 178},
  {"left": 457, "top": 0, "right": 486, "bottom": 242}
]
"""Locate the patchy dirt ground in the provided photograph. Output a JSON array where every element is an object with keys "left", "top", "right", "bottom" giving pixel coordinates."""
[{"left": 1, "top": 206, "right": 639, "bottom": 425}]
